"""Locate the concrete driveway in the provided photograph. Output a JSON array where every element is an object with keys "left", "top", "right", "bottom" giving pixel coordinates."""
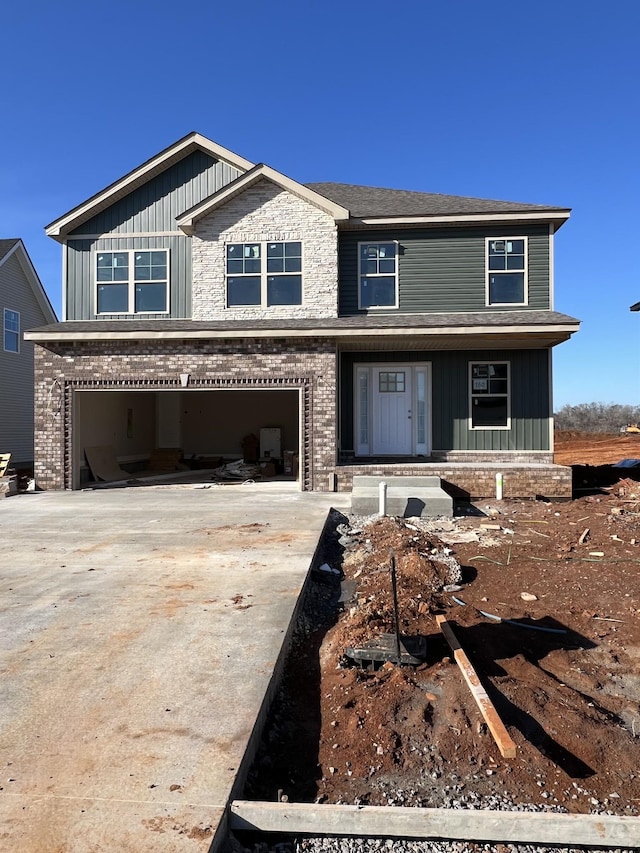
[{"left": 0, "top": 483, "right": 348, "bottom": 852}]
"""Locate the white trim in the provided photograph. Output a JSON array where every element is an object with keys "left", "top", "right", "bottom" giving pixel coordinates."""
[
  {"left": 485, "top": 237, "right": 528, "bottom": 307},
  {"left": 357, "top": 240, "right": 400, "bottom": 310},
  {"left": 468, "top": 360, "right": 511, "bottom": 431},
  {"left": 549, "top": 223, "right": 555, "bottom": 311},
  {"left": 177, "top": 164, "right": 349, "bottom": 233},
  {"left": 225, "top": 240, "right": 303, "bottom": 309},
  {"left": 69, "top": 231, "right": 184, "bottom": 240},
  {"left": 62, "top": 240, "right": 68, "bottom": 322},
  {"left": 24, "top": 322, "right": 580, "bottom": 343},
  {"left": 354, "top": 362, "right": 432, "bottom": 456},
  {"left": 353, "top": 211, "right": 571, "bottom": 227},
  {"left": 94, "top": 248, "right": 170, "bottom": 316},
  {"left": 3, "top": 308, "right": 20, "bottom": 353},
  {"left": 46, "top": 133, "right": 255, "bottom": 240}
]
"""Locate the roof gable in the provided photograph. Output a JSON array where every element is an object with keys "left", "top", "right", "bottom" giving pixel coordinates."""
[
  {"left": 46, "top": 133, "right": 255, "bottom": 241},
  {"left": 0, "top": 239, "right": 57, "bottom": 323},
  {"left": 177, "top": 164, "right": 349, "bottom": 234}
]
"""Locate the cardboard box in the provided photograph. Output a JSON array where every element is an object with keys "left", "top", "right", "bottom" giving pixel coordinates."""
[{"left": 283, "top": 451, "right": 299, "bottom": 477}]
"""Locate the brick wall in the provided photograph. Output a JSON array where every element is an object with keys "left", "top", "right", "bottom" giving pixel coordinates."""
[
  {"left": 33, "top": 338, "right": 337, "bottom": 491},
  {"left": 337, "top": 463, "right": 572, "bottom": 500},
  {"left": 191, "top": 179, "right": 339, "bottom": 320}
]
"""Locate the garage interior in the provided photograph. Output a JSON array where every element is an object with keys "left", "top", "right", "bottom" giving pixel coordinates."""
[{"left": 72, "top": 388, "right": 300, "bottom": 488}]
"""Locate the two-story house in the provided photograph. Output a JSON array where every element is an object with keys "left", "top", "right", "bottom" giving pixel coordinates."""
[
  {"left": 1, "top": 239, "right": 56, "bottom": 470},
  {"left": 26, "top": 132, "right": 579, "bottom": 497}
]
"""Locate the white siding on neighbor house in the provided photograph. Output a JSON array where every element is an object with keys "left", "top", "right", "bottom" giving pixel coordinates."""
[
  {"left": 191, "top": 178, "right": 339, "bottom": 320},
  {"left": 0, "top": 253, "right": 50, "bottom": 466}
]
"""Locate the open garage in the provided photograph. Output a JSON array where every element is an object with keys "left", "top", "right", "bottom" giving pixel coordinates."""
[{"left": 72, "top": 387, "right": 300, "bottom": 488}]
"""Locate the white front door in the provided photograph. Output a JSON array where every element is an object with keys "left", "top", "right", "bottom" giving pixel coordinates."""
[
  {"left": 372, "top": 368, "right": 413, "bottom": 454},
  {"left": 355, "top": 363, "right": 431, "bottom": 457}
]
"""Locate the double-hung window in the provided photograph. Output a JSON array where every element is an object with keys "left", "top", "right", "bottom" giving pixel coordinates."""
[
  {"left": 486, "top": 238, "right": 527, "bottom": 305},
  {"left": 96, "top": 250, "right": 169, "bottom": 314},
  {"left": 226, "top": 241, "right": 302, "bottom": 307},
  {"left": 3, "top": 309, "right": 19, "bottom": 353},
  {"left": 470, "top": 362, "right": 510, "bottom": 428},
  {"left": 358, "top": 241, "right": 398, "bottom": 308}
]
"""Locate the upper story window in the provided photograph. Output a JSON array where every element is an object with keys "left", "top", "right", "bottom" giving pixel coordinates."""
[
  {"left": 96, "top": 250, "right": 168, "bottom": 314},
  {"left": 3, "top": 309, "right": 19, "bottom": 353},
  {"left": 469, "top": 361, "right": 510, "bottom": 429},
  {"left": 486, "top": 238, "right": 527, "bottom": 305},
  {"left": 226, "top": 241, "right": 302, "bottom": 307},
  {"left": 358, "top": 241, "right": 398, "bottom": 309}
]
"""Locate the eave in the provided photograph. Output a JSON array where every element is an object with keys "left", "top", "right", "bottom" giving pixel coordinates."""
[{"left": 341, "top": 210, "right": 571, "bottom": 230}]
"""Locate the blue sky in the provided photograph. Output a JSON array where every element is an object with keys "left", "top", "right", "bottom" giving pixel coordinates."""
[{"left": 1, "top": 0, "right": 638, "bottom": 408}]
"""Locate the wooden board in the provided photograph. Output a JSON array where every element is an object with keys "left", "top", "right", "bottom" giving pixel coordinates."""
[
  {"left": 230, "top": 800, "right": 640, "bottom": 846},
  {"left": 0, "top": 453, "right": 11, "bottom": 477},
  {"left": 436, "top": 615, "right": 516, "bottom": 759},
  {"left": 84, "top": 446, "right": 129, "bottom": 482}
]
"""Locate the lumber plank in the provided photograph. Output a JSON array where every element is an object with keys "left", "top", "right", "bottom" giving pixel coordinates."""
[
  {"left": 436, "top": 614, "right": 516, "bottom": 759},
  {"left": 230, "top": 800, "right": 640, "bottom": 846}
]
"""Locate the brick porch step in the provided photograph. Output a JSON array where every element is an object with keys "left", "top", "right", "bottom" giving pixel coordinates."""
[{"left": 351, "top": 475, "right": 453, "bottom": 518}]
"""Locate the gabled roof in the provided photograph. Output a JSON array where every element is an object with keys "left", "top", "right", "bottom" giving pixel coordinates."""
[
  {"left": 0, "top": 239, "right": 57, "bottom": 322},
  {"left": 306, "top": 182, "right": 571, "bottom": 228},
  {"left": 45, "top": 132, "right": 255, "bottom": 241},
  {"left": 177, "top": 164, "right": 349, "bottom": 234}
]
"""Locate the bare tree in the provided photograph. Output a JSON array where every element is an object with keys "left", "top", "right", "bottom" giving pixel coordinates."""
[{"left": 554, "top": 402, "right": 640, "bottom": 433}]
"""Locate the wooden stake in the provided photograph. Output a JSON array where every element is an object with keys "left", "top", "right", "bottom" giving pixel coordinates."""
[{"left": 436, "top": 615, "right": 516, "bottom": 759}]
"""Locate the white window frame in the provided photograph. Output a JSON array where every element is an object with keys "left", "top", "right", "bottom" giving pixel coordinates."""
[
  {"left": 354, "top": 362, "right": 431, "bottom": 456},
  {"left": 357, "top": 240, "right": 399, "bottom": 310},
  {"left": 95, "top": 249, "right": 169, "bottom": 315},
  {"left": 469, "top": 361, "right": 511, "bottom": 430},
  {"left": 225, "top": 240, "right": 303, "bottom": 308},
  {"left": 3, "top": 308, "right": 20, "bottom": 353},
  {"left": 485, "top": 237, "right": 528, "bottom": 307}
]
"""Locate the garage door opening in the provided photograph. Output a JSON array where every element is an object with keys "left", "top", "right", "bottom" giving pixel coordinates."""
[{"left": 72, "top": 388, "right": 301, "bottom": 489}]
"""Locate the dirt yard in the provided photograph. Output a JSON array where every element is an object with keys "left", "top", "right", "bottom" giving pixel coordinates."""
[{"left": 245, "top": 433, "right": 640, "bottom": 818}]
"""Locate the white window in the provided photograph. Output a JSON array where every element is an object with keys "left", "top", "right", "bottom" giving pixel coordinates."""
[
  {"left": 358, "top": 241, "right": 398, "bottom": 309},
  {"left": 96, "top": 250, "right": 169, "bottom": 314},
  {"left": 470, "top": 362, "right": 510, "bottom": 429},
  {"left": 3, "top": 308, "right": 19, "bottom": 353},
  {"left": 486, "top": 238, "right": 527, "bottom": 305},
  {"left": 226, "top": 241, "right": 302, "bottom": 307}
]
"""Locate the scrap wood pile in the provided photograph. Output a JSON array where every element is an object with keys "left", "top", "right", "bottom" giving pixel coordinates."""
[{"left": 247, "top": 494, "right": 640, "bottom": 817}]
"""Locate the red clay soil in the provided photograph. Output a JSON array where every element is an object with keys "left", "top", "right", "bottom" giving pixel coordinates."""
[
  {"left": 554, "top": 430, "right": 640, "bottom": 466},
  {"left": 247, "top": 472, "right": 640, "bottom": 816}
]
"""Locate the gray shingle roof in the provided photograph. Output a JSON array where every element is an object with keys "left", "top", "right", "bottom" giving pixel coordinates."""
[
  {"left": 0, "top": 239, "right": 20, "bottom": 262},
  {"left": 304, "top": 183, "right": 568, "bottom": 219},
  {"left": 26, "top": 310, "right": 579, "bottom": 336}
]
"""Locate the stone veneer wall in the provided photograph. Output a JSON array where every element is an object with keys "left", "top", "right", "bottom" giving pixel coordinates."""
[
  {"left": 33, "top": 338, "right": 337, "bottom": 491},
  {"left": 191, "top": 179, "right": 339, "bottom": 320}
]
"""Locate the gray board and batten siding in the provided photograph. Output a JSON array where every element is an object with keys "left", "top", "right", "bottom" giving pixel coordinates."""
[
  {"left": 338, "top": 224, "right": 550, "bottom": 315},
  {"left": 0, "top": 250, "right": 51, "bottom": 466},
  {"left": 65, "top": 151, "right": 243, "bottom": 321},
  {"left": 340, "top": 349, "right": 551, "bottom": 454}
]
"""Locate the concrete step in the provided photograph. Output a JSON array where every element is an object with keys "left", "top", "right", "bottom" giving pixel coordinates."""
[{"left": 351, "top": 476, "right": 453, "bottom": 518}]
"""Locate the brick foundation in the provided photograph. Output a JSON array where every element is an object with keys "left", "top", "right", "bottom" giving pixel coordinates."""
[{"left": 337, "top": 462, "right": 572, "bottom": 500}]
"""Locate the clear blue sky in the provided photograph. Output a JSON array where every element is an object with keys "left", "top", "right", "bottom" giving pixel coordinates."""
[{"left": 1, "top": 0, "right": 638, "bottom": 408}]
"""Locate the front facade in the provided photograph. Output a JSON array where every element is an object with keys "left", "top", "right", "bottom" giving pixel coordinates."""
[
  {"left": 0, "top": 239, "right": 56, "bottom": 468},
  {"left": 27, "top": 133, "right": 579, "bottom": 496}
]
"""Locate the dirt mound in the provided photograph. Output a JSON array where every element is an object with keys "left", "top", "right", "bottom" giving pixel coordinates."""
[
  {"left": 246, "top": 495, "right": 640, "bottom": 815},
  {"left": 555, "top": 430, "right": 640, "bottom": 466}
]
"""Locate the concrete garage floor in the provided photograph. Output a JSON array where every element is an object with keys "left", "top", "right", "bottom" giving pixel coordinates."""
[{"left": 0, "top": 483, "right": 349, "bottom": 852}]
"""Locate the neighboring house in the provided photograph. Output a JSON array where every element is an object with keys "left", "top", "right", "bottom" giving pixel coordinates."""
[
  {"left": 26, "top": 133, "right": 580, "bottom": 496},
  {"left": 0, "top": 239, "right": 56, "bottom": 469}
]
